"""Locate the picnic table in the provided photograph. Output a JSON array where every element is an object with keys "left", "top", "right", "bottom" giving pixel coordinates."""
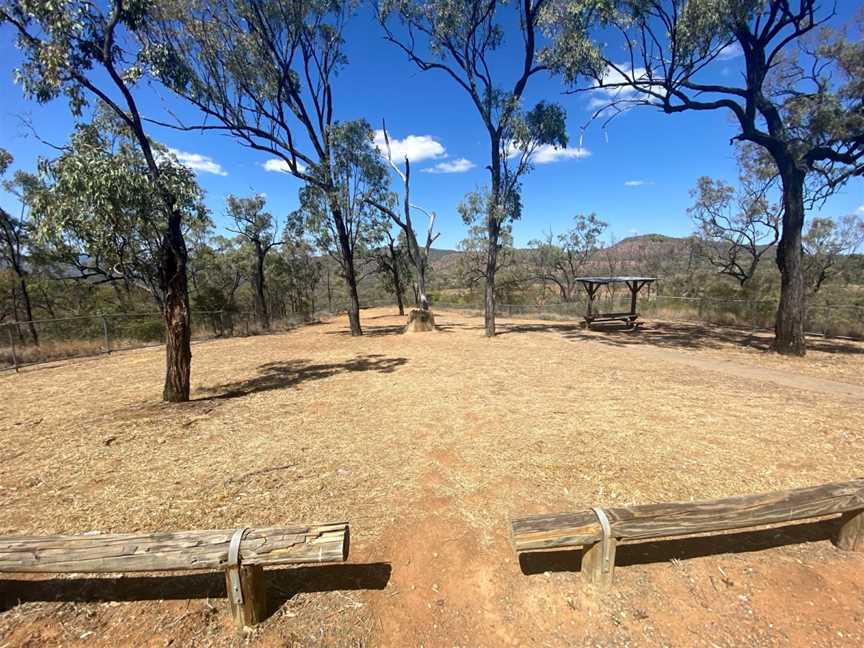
[{"left": 575, "top": 276, "right": 656, "bottom": 328}]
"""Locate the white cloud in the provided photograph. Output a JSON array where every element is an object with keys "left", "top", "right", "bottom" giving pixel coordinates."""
[
  {"left": 532, "top": 144, "right": 591, "bottom": 164},
  {"left": 507, "top": 142, "right": 591, "bottom": 164},
  {"left": 717, "top": 42, "right": 742, "bottom": 60},
  {"left": 166, "top": 147, "right": 227, "bottom": 176},
  {"left": 857, "top": 205, "right": 864, "bottom": 214},
  {"left": 373, "top": 130, "right": 446, "bottom": 163},
  {"left": 422, "top": 158, "right": 476, "bottom": 174},
  {"left": 624, "top": 180, "right": 653, "bottom": 187},
  {"left": 262, "top": 158, "right": 305, "bottom": 174}
]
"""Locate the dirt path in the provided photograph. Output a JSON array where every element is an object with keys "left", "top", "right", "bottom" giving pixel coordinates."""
[{"left": 619, "top": 343, "right": 864, "bottom": 401}]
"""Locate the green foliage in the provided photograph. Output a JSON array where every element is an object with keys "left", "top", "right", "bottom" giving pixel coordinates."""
[
  {"left": 1, "top": 0, "right": 158, "bottom": 115},
  {"left": 226, "top": 194, "right": 276, "bottom": 249},
  {"left": 144, "top": 0, "right": 357, "bottom": 183},
  {"left": 296, "top": 119, "right": 389, "bottom": 273},
  {"left": 538, "top": 0, "right": 615, "bottom": 84},
  {"left": 26, "top": 110, "right": 210, "bottom": 301},
  {"left": 528, "top": 213, "right": 607, "bottom": 301},
  {"left": 0, "top": 148, "right": 12, "bottom": 177},
  {"left": 803, "top": 213, "right": 864, "bottom": 292}
]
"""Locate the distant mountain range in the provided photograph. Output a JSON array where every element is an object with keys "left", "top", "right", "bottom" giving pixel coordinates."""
[{"left": 426, "top": 234, "right": 698, "bottom": 272}]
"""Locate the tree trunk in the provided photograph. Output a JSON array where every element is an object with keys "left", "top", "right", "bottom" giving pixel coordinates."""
[
  {"left": 389, "top": 245, "right": 405, "bottom": 316},
  {"left": 414, "top": 253, "right": 429, "bottom": 311},
  {"left": 254, "top": 246, "right": 270, "bottom": 331},
  {"left": 484, "top": 220, "right": 499, "bottom": 337},
  {"left": 394, "top": 278, "right": 405, "bottom": 315},
  {"left": 329, "top": 201, "right": 362, "bottom": 336},
  {"left": 484, "top": 143, "right": 502, "bottom": 337},
  {"left": 17, "top": 276, "right": 38, "bottom": 346},
  {"left": 774, "top": 170, "right": 807, "bottom": 356},
  {"left": 344, "top": 271, "right": 362, "bottom": 335},
  {"left": 161, "top": 214, "right": 192, "bottom": 402}
]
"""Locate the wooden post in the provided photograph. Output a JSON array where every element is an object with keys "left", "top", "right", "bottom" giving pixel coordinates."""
[
  {"left": 6, "top": 326, "right": 18, "bottom": 372},
  {"left": 224, "top": 564, "right": 268, "bottom": 630},
  {"left": 627, "top": 281, "right": 638, "bottom": 318},
  {"left": 835, "top": 510, "right": 864, "bottom": 551},
  {"left": 581, "top": 537, "right": 617, "bottom": 589},
  {"left": 586, "top": 284, "right": 597, "bottom": 319},
  {"left": 101, "top": 315, "right": 111, "bottom": 354},
  {"left": 219, "top": 310, "right": 226, "bottom": 337}
]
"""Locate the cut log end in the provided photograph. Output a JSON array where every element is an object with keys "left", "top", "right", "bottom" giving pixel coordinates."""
[{"left": 404, "top": 309, "right": 436, "bottom": 333}]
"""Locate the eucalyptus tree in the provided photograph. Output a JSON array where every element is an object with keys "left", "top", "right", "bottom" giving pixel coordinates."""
[
  {"left": 1, "top": 0, "right": 208, "bottom": 399},
  {"left": 278, "top": 211, "right": 322, "bottom": 316},
  {"left": 457, "top": 188, "right": 516, "bottom": 297},
  {"left": 377, "top": 1, "right": 586, "bottom": 336},
  {"left": 225, "top": 194, "right": 281, "bottom": 330},
  {"left": 294, "top": 120, "right": 390, "bottom": 315},
  {"left": 145, "top": 0, "right": 372, "bottom": 335},
  {"left": 688, "top": 147, "right": 781, "bottom": 288},
  {"left": 528, "top": 213, "right": 607, "bottom": 301},
  {"left": 0, "top": 149, "right": 39, "bottom": 344},
  {"left": 803, "top": 213, "right": 864, "bottom": 293},
  {"left": 547, "top": 0, "right": 864, "bottom": 355},
  {"left": 25, "top": 117, "right": 210, "bottom": 313},
  {"left": 189, "top": 234, "right": 244, "bottom": 322},
  {"left": 374, "top": 227, "right": 412, "bottom": 315}
]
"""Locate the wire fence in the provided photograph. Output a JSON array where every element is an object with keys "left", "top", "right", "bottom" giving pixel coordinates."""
[
  {"left": 0, "top": 309, "right": 318, "bottom": 372},
  {"left": 3, "top": 294, "right": 862, "bottom": 371},
  {"left": 433, "top": 294, "right": 864, "bottom": 341}
]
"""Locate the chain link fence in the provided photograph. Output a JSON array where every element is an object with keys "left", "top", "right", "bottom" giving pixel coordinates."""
[{"left": 0, "top": 309, "right": 318, "bottom": 372}]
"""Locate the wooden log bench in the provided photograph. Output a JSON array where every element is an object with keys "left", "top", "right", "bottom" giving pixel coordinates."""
[
  {"left": 0, "top": 523, "right": 349, "bottom": 630},
  {"left": 511, "top": 480, "right": 864, "bottom": 589},
  {"left": 583, "top": 312, "right": 640, "bottom": 328}
]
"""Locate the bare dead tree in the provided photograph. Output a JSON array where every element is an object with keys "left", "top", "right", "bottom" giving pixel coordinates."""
[{"left": 368, "top": 122, "right": 439, "bottom": 312}]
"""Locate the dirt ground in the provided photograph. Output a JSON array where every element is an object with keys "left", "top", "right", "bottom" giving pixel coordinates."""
[{"left": 1, "top": 306, "right": 863, "bottom": 647}]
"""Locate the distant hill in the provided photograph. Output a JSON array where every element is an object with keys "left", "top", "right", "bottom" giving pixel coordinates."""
[{"left": 426, "top": 235, "right": 697, "bottom": 274}]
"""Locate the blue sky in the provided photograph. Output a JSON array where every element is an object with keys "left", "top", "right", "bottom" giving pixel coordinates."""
[{"left": 1, "top": 5, "right": 862, "bottom": 250}]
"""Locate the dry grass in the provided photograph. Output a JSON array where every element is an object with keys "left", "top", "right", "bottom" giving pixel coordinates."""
[{"left": 1, "top": 307, "right": 863, "bottom": 646}]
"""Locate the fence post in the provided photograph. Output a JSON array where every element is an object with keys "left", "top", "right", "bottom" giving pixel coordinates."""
[
  {"left": 101, "top": 314, "right": 111, "bottom": 354},
  {"left": 219, "top": 310, "right": 226, "bottom": 338},
  {"left": 6, "top": 326, "right": 18, "bottom": 372}
]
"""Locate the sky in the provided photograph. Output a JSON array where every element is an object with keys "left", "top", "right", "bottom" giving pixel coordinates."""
[{"left": 1, "top": 4, "right": 862, "bottom": 251}]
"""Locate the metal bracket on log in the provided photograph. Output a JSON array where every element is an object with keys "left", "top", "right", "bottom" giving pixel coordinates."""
[
  {"left": 591, "top": 507, "right": 612, "bottom": 574},
  {"left": 226, "top": 528, "right": 249, "bottom": 606}
]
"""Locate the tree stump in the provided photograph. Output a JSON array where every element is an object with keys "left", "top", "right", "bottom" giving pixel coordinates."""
[{"left": 404, "top": 308, "right": 435, "bottom": 333}]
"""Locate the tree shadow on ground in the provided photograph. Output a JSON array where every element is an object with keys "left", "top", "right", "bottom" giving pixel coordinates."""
[
  {"left": 324, "top": 325, "right": 408, "bottom": 337},
  {"left": 0, "top": 563, "right": 392, "bottom": 619},
  {"left": 199, "top": 354, "right": 408, "bottom": 399},
  {"left": 519, "top": 517, "right": 842, "bottom": 576},
  {"left": 499, "top": 320, "right": 864, "bottom": 355}
]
